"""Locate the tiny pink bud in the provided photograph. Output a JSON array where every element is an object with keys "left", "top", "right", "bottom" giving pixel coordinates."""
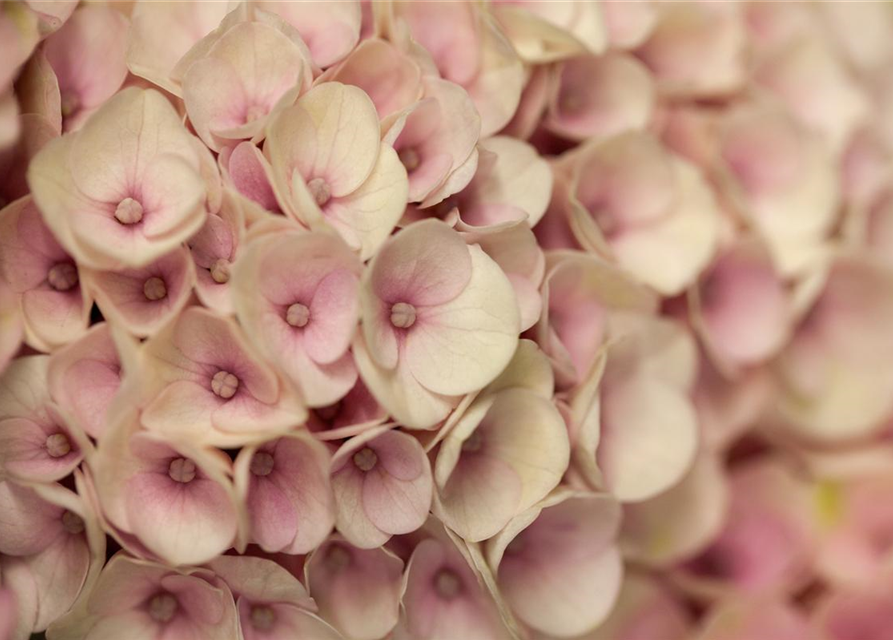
[
  {"left": 250, "top": 605, "right": 276, "bottom": 631},
  {"left": 250, "top": 451, "right": 275, "bottom": 477},
  {"left": 353, "top": 447, "right": 378, "bottom": 472},
  {"left": 143, "top": 276, "right": 167, "bottom": 301},
  {"left": 325, "top": 543, "right": 351, "bottom": 572},
  {"left": 61, "top": 93, "right": 80, "bottom": 119},
  {"left": 307, "top": 178, "right": 331, "bottom": 207},
  {"left": 286, "top": 302, "right": 310, "bottom": 328},
  {"left": 114, "top": 197, "right": 144, "bottom": 225},
  {"left": 168, "top": 458, "right": 197, "bottom": 484},
  {"left": 211, "top": 370, "right": 239, "bottom": 399},
  {"left": 210, "top": 259, "right": 231, "bottom": 284},
  {"left": 244, "top": 104, "right": 267, "bottom": 124},
  {"left": 398, "top": 147, "right": 421, "bottom": 172},
  {"left": 149, "top": 593, "right": 178, "bottom": 623},
  {"left": 45, "top": 433, "right": 71, "bottom": 458},
  {"left": 434, "top": 569, "right": 461, "bottom": 600},
  {"left": 61, "top": 510, "right": 85, "bottom": 535},
  {"left": 390, "top": 302, "right": 416, "bottom": 329},
  {"left": 47, "top": 262, "right": 78, "bottom": 292}
]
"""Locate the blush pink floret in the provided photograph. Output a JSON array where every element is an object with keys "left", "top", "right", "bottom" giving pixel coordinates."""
[{"left": 0, "top": 1, "right": 891, "bottom": 639}]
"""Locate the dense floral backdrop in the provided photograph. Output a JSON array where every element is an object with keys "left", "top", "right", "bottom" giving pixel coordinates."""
[{"left": 2, "top": 1, "right": 893, "bottom": 639}]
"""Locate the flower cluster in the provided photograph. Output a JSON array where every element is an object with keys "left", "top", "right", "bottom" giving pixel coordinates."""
[{"left": 2, "top": 1, "right": 893, "bottom": 639}]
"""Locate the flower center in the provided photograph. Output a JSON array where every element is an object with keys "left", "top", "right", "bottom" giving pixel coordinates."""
[
  {"left": 434, "top": 569, "right": 462, "bottom": 600},
  {"left": 251, "top": 605, "right": 276, "bottom": 631},
  {"left": 353, "top": 447, "right": 378, "bottom": 472},
  {"left": 325, "top": 543, "right": 351, "bottom": 572},
  {"left": 47, "top": 262, "right": 78, "bottom": 291},
  {"left": 307, "top": 178, "right": 331, "bottom": 207},
  {"left": 461, "top": 430, "right": 483, "bottom": 453},
  {"left": 45, "top": 433, "right": 71, "bottom": 458},
  {"left": 286, "top": 302, "right": 310, "bottom": 328},
  {"left": 61, "top": 93, "right": 80, "bottom": 118},
  {"left": 390, "top": 302, "right": 416, "bottom": 329},
  {"left": 168, "top": 457, "right": 196, "bottom": 483},
  {"left": 62, "top": 510, "right": 85, "bottom": 534},
  {"left": 149, "top": 593, "right": 178, "bottom": 623},
  {"left": 211, "top": 370, "right": 239, "bottom": 399},
  {"left": 115, "top": 197, "right": 144, "bottom": 225},
  {"left": 143, "top": 276, "right": 167, "bottom": 301},
  {"left": 210, "top": 258, "right": 230, "bottom": 284},
  {"left": 250, "top": 451, "right": 275, "bottom": 477},
  {"left": 560, "top": 90, "right": 584, "bottom": 114},
  {"left": 398, "top": 147, "right": 421, "bottom": 172},
  {"left": 244, "top": 104, "right": 267, "bottom": 124}
]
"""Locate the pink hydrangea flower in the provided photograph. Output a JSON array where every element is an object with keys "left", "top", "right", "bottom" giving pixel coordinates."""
[
  {"left": 182, "top": 12, "right": 313, "bottom": 152},
  {"left": 233, "top": 433, "right": 335, "bottom": 555},
  {"left": 0, "top": 196, "right": 90, "bottom": 351},
  {"left": 572, "top": 313, "right": 699, "bottom": 503},
  {"left": 545, "top": 52, "right": 653, "bottom": 143},
  {"left": 447, "top": 135, "right": 551, "bottom": 228},
  {"left": 28, "top": 88, "right": 214, "bottom": 270},
  {"left": 305, "top": 537, "right": 404, "bottom": 640},
  {"left": 266, "top": 82, "right": 408, "bottom": 259},
  {"left": 83, "top": 247, "right": 195, "bottom": 338},
  {"left": 232, "top": 228, "right": 362, "bottom": 408},
  {"left": 433, "top": 387, "right": 569, "bottom": 541},
  {"left": 387, "top": 0, "right": 524, "bottom": 136},
  {"left": 331, "top": 425, "right": 433, "bottom": 548},
  {"left": 393, "top": 533, "right": 511, "bottom": 640},
  {"left": 484, "top": 490, "right": 623, "bottom": 637},
  {"left": 46, "top": 322, "right": 133, "bottom": 440},
  {"left": 566, "top": 131, "right": 720, "bottom": 295},
  {"left": 209, "top": 554, "right": 339, "bottom": 640},
  {"left": 91, "top": 418, "right": 242, "bottom": 566},
  {"left": 140, "top": 307, "right": 306, "bottom": 447},
  {"left": 48, "top": 553, "right": 241, "bottom": 640},
  {"left": 187, "top": 189, "right": 245, "bottom": 314},
  {"left": 385, "top": 76, "right": 480, "bottom": 207},
  {"left": 319, "top": 38, "right": 423, "bottom": 120},
  {"left": 0, "top": 356, "right": 85, "bottom": 483},
  {"left": 355, "top": 219, "right": 520, "bottom": 429},
  {"left": 0, "top": 477, "right": 103, "bottom": 638}
]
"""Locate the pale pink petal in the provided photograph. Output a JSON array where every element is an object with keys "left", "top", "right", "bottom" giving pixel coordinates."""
[
  {"left": 546, "top": 53, "right": 653, "bottom": 142},
  {"left": 47, "top": 323, "right": 121, "bottom": 439},
  {"left": 598, "top": 373, "right": 698, "bottom": 503},
  {"left": 85, "top": 247, "right": 195, "bottom": 338},
  {"left": 307, "top": 539, "right": 403, "bottom": 640},
  {"left": 43, "top": 6, "right": 128, "bottom": 132},
  {"left": 492, "top": 493, "right": 622, "bottom": 637},
  {"left": 260, "top": 0, "right": 360, "bottom": 68},
  {"left": 266, "top": 82, "right": 380, "bottom": 206},
  {"left": 322, "top": 38, "right": 422, "bottom": 119},
  {"left": 125, "top": 468, "right": 239, "bottom": 566},
  {"left": 404, "top": 245, "right": 519, "bottom": 397},
  {"left": 127, "top": 1, "right": 230, "bottom": 94}
]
